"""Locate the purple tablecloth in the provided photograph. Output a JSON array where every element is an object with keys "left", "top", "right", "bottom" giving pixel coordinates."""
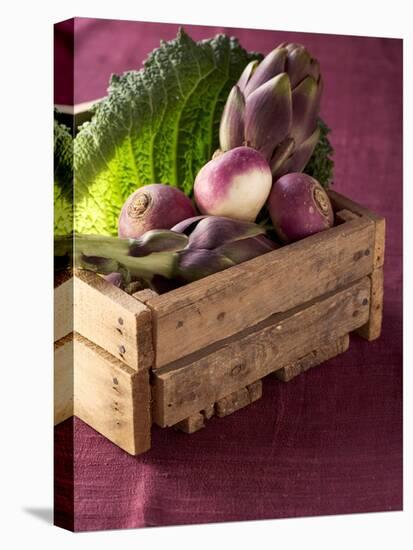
[{"left": 54, "top": 19, "right": 403, "bottom": 531}]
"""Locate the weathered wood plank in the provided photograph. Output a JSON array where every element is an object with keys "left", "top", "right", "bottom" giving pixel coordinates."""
[
  {"left": 152, "top": 278, "right": 371, "bottom": 427},
  {"left": 216, "top": 380, "right": 263, "bottom": 418},
  {"left": 372, "top": 217, "right": 385, "bottom": 268},
  {"left": 54, "top": 334, "right": 74, "bottom": 424},
  {"left": 329, "top": 191, "right": 385, "bottom": 341},
  {"left": 335, "top": 209, "right": 359, "bottom": 224},
  {"left": 275, "top": 334, "right": 350, "bottom": 382},
  {"left": 328, "top": 190, "right": 384, "bottom": 222},
  {"left": 54, "top": 333, "right": 151, "bottom": 456},
  {"left": 329, "top": 190, "right": 385, "bottom": 269},
  {"left": 133, "top": 288, "right": 159, "bottom": 304},
  {"left": 174, "top": 401, "right": 216, "bottom": 433},
  {"left": 73, "top": 333, "right": 151, "bottom": 455},
  {"left": 74, "top": 270, "right": 154, "bottom": 371},
  {"left": 246, "top": 380, "right": 263, "bottom": 403},
  {"left": 130, "top": 367, "right": 152, "bottom": 454},
  {"left": 202, "top": 404, "right": 215, "bottom": 420},
  {"left": 148, "top": 216, "right": 375, "bottom": 367},
  {"left": 174, "top": 412, "right": 205, "bottom": 434},
  {"left": 216, "top": 387, "right": 250, "bottom": 417},
  {"left": 54, "top": 277, "right": 73, "bottom": 341},
  {"left": 357, "top": 267, "right": 384, "bottom": 341},
  {"left": 174, "top": 380, "right": 262, "bottom": 433}
]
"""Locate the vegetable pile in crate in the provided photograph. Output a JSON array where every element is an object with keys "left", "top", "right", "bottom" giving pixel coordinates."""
[
  {"left": 54, "top": 31, "right": 384, "bottom": 456},
  {"left": 54, "top": 194, "right": 385, "bottom": 454}
]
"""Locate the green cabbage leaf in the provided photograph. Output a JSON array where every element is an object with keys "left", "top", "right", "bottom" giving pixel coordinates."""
[{"left": 73, "top": 29, "right": 261, "bottom": 235}]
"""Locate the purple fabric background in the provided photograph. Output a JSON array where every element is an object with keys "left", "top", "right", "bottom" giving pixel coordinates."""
[{"left": 54, "top": 18, "right": 403, "bottom": 531}]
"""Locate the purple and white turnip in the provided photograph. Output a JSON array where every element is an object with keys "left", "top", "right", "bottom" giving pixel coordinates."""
[
  {"left": 193, "top": 146, "right": 272, "bottom": 222},
  {"left": 267, "top": 172, "right": 334, "bottom": 243},
  {"left": 118, "top": 183, "right": 196, "bottom": 239}
]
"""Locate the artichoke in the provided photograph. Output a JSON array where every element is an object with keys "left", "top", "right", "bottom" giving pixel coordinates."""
[
  {"left": 219, "top": 42, "right": 323, "bottom": 181},
  {"left": 55, "top": 217, "right": 279, "bottom": 294}
]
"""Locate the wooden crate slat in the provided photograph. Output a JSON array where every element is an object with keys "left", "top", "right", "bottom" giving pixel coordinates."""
[
  {"left": 202, "top": 403, "right": 215, "bottom": 420},
  {"left": 275, "top": 334, "right": 350, "bottom": 382},
  {"left": 152, "top": 277, "right": 371, "bottom": 427},
  {"left": 54, "top": 333, "right": 151, "bottom": 456},
  {"left": 356, "top": 267, "right": 384, "bottom": 341},
  {"left": 215, "top": 380, "right": 263, "bottom": 418},
  {"left": 328, "top": 190, "right": 384, "bottom": 220},
  {"left": 329, "top": 190, "right": 385, "bottom": 341},
  {"left": 133, "top": 288, "right": 159, "bottom": 304},
  {"left": 148, "top": 216, "right": 375, "bottom": 367},
  {"left": 73, "top": 270, "right": 154, "bottom": 371},
  {"left": 328, "top": 190, "right": 385, "bottom": 269},
  {"left": 174, "top": 380, "right": 263, "bottom": 433},
  {"left": 335, "top": 209, "right": 359, "bottom": 223},
  {"left": 215, "top": 387, "right": 250, "bottom": 417},
  {"left": 174, "top": 412, "right": 205, "bottom": 434}
]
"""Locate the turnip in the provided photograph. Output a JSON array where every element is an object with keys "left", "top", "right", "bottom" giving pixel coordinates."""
[
  {"left": 267, "top": 173, "right": 334, "bottom": 243},
  {"left": 193, "top": 146, "right": 272, "bottom": 222},
  {"left": 118, "top": 184, "right": 196, "bottom": 239}
]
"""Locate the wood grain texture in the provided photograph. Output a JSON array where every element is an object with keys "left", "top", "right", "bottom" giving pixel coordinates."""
[
  {"left": 246, "top": 380, "right": 263, "bottom": 403},
  {"left": 202, "top": 404, "right": 215, "bottom": 420},
  {"left": 329, "top": 191, "right": 385, "bottom": 341},
  {"left": 148, "top": 217, "right": 375, "bottom": 367},
  {"left": 329, "top": 190, "right": 385, "bottom": 269},
  {"left": 74, "top": 333, "right": 151, "bottom": 455},
  {"left": 174, "top": 402, "right": 215, "bottom": 433},
  {"left": 215, "top": 387, "right": 250, "bottom": 417},
  {"left": 133, "top": 288, "right": 159, "bottom": 304},
  {"left": 54, "top": 334, "right": 74, "bottom": 424},
  {"left": 174, "top": 381, "right": 262, "bottom": 433},
  {"left": 335, "top": 209, "right": 359, "bottom": 224},
  {"left": 174, "top": 412, "right": 205, "bottom": 434},
  {"left": 371, "top": 217, "right": 385, "bottom": 269},
  {"left": 54, "top": 277, "right": 73, "bottom": 342},
  {"left": 216, "top": 381, "right": 263, "bottom": 418},
  {"left": 54, "top": 333, "right": 151, "bottom": 456},
  {"left": 152, "top": 278, "right": 371, "bottom": 427},
  {"left": 275, "top": 334, "right": 350, "bottom": 382},
  {"left": 74, "top": 270, "right": 154, "bottom": 371},
  {"left": 357, "top": 267, "right": 384, "bottom": 341}
]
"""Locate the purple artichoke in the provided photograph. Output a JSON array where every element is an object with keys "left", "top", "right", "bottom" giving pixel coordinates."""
[
  {"left": 219, "top": 43, "right": 323, "bottom": 181},
  {"left": 56, "top": 217, "right": 279, "bottom": 294}
]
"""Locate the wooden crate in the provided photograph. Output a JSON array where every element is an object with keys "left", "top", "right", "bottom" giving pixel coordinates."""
[{"left": 54, "top": 191, "right": 385, "bottom": 454}]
